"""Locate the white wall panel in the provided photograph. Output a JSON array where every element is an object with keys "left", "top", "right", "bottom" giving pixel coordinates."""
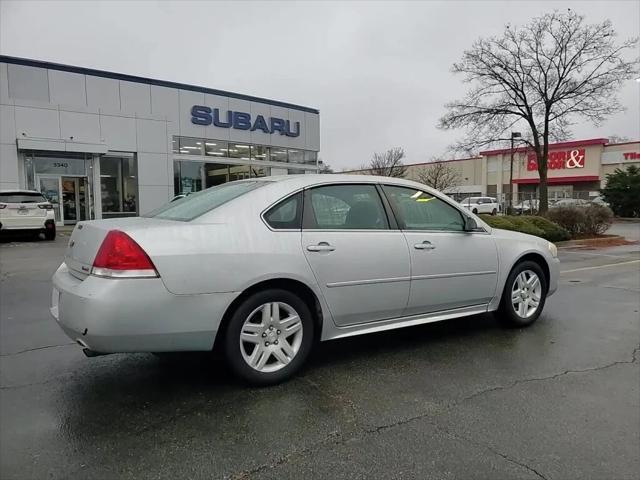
[
  {"left": 138, "top": 152, "right": 169, "bottom": 186},
  {"left": 269, "top": 105, "right": 290, "bottom": 148},
  {"left": 287, "top": 109, "right": 305, "bottom": 149},
  {"left": 151, "top": 85, "right": 179, "bottom": 139},
  {"left": 86, "top": 75, "right": 120, "bottom": 111},
  {"left": 59, "top": 111, "right": 100, "bottom": 143},
  {"left": 120, "top": 81, "right": 151, "bottom": 115},
  {"left": 204, "top": 94, "right": 230, "bottom": 141},
  {"left": 0, "top": 105, "right": 15, "bottom": 144},
  {"left": 100, "top": 114, "right": 136, "bottom": 151},
  {"left": 15, "top": 106, "right": 60, "bottom": 139},
  {"left": 178, "top": 90, "right": 204, "bottom": 138},
  {"left": 228, "top": 98, "right": 251, "bottom": 143},
  {"left": 7, "top": 64, "right": 49, "bottom": 102},
  {"left": 0, "top": 145, "right": 19, "bottom": 186},
  {"left": 305, "top": 112, "right": 320, "bottom": 151},
  {"left": 0, "top": 63, "right": 10, "bottom": 104},
  {"left": 138, "top": 185, "right": 171, "bottom": 214},
  {"left": 249, "top": 102, "right": 271, "bottom": 146},
  {"left": 49, "top": 70, "right": 86, "bottom": 107},
  {"left": 136, "top": 118, "right": 167, "bottom": 154}
]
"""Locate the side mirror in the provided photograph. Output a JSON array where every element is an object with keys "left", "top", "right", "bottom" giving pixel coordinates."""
[{"left": 464, "top": 216, "right": 478, "bottom": 232}]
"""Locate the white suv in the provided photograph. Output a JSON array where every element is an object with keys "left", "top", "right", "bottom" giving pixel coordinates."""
[
  {"left": 0, "top": 190, "right": 56, "bottom": 240},
  {"left": 459, "top": 196, "right": 500, "bottom": 215}
]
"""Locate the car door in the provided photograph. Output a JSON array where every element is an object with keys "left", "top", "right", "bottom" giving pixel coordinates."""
[
  {"left": 301, "top": 183, "right": 411, "bottom": 326},
  {"left": 381, "top": 185, "right": 498, "bottom": 317}
]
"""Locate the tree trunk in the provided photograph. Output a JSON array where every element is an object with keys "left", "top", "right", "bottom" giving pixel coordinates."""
[{"left": 538, "top": 157, "right": 549, "bottom": 214}]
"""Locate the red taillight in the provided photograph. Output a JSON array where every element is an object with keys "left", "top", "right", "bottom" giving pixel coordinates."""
[{"left": 92, "top": 230, "right": 158, "bottom": 278}]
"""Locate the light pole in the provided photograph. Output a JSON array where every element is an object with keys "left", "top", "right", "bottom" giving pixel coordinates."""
[{"left": 509, "top": 132, "right": 522, "bottom": 213}]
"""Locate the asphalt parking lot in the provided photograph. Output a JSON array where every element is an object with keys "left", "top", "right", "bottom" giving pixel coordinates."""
[{"left": 1, "top": 224, "right": 639, "bottom": 480}]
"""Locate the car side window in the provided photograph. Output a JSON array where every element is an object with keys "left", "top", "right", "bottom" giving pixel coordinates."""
[
  {"left": 383, "top": 185, "right": 465, "bottom": 231},
  {"left": 264, "top": 192, "right": 302, "bottom": 229},
  {"left": 305, "top": 184, "right": 389, "bottom": 230}
]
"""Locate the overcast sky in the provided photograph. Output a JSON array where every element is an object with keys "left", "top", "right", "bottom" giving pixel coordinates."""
[{"left": 1, "top": 0, "right": 638, "bottom": 170}]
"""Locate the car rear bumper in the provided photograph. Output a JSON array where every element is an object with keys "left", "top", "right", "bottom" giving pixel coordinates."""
[
  {"left": 0, "top": 217, "right": 54, "bottom": 230},
  {"left": 50, "top": 263, "right": 239, "bottom": 353}
]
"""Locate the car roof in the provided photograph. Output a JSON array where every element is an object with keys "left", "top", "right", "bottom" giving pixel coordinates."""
[
  {"left": 263, "top": 174, "right": 443, "bottom": 194},
  {"left": 0, "top": 189, "right": 44, "bottom": 194}
]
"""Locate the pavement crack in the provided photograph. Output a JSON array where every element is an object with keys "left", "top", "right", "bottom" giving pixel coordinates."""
[
  {"left": 427, "top": 422, "right": 550, "bottom": 480},
  {"left": 462, "top": 345, "right": 640, "bottom": 403},
  {"left": 0, "top": 342, "right": 76, "bottom": 357}
]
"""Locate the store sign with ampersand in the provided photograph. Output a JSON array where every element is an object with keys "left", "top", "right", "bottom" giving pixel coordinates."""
[{"left": 527, "top": 149, "right": 585, "bottom": 171}]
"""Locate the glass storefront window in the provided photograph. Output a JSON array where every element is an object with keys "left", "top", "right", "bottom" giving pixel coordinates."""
[
  {"left": 228, "top": 164, "right": 251, "bottom": 181},
  {"left": 179, "top": 137, "right": 204, "bottom": 155},
  {"left": 205, "top": 140, "right": 228, "bottom": 158},
  {"left": 205, "top": 163, "right": 229, "bottom": 187},
  {"left": 229, "top": 143, "right": 251, "bottom": 160},
  {"left": 250, "top": 165, "right": 271, "bottom": 178},
  {"left": 288, "top": 149, "right": 304, "bottom": 164},
  {"left": 270, "top": 147, "right": 288, "bottom": 163},
  {"left": 304, "top": 151, "right": 318, "bottom": 165},
  {"left": 287, "top": 168, "right": 306, "bottom": 175},
  {"left": 178, "top": 161, "right": 204, "bottom": 194},
  {"left": 251, "top": 145, "right": 268, "bottom": 161},
  {"left": 100, "top": 155, "right": 138, "bottom": 216}
]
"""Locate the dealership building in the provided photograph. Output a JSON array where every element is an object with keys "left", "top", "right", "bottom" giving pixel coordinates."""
[
  {"left": 0, "top": 56, "right": 320, "bottom": 225},
  {"left": 351, "top": 138, "right": 640, "bottom": 201}
]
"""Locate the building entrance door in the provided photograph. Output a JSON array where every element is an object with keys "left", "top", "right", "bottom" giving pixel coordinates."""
[
  {"left": 38, "top": 176, "right": 62, "bottom": 224},
  {"left": 61, "top": 177, "right": 81, "bottom": 224}
]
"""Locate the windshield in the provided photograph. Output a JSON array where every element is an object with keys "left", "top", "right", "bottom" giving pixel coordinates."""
[
  {"left": 0, "top": 192, "right": 48, "bottom": 203},
  {"left": 146, "top": 181, "right": 267, "bottom": 221},
  {"left": 460, "top": 197, "right": 480, "bottom": 204}
]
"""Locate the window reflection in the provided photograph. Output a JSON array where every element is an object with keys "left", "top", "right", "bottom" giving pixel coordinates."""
[
  {"left": 271, "top": 147, "right": 288, "bottom": 163},
  {"left": 179, "top": 137, "right": 203, "bottom": 155},
  {"left": 288, "top": 149, "right": 304, "bottom": 164},
  {"left": 251, "top": 145, "right": 268, "bottom": 161},
  {"left": 205, "top": 140, "right": 228, "bottom": 157},
  {"left": 229, "top": 143, "right": 251, "bottom": 160},
  {"left": 100, "top": 155, "right": 138, "bottom": 216}
]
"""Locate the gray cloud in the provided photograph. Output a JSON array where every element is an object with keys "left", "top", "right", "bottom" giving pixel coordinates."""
[{"left": 1, "top": 0, "right": 638, "bottom": 170}]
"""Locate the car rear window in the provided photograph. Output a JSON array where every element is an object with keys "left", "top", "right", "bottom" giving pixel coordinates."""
[
  {"left": 0, "top": 192, "right": 47, "bottom": 203},
  {"left": 146, "top": 181, "right": 266, "bottom": 221}
]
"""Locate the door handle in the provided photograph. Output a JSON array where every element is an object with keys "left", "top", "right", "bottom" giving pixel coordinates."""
[
  {"left": 414, "top": 241, "right": 436, "bottom": 250},
  {"left": 306, "top": 242, "right": 335, "bottom": 252}
]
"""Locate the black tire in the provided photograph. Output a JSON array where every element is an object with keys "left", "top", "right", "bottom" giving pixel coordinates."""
[
  {"left": 44, "top": 226, "right": 56, "bottom": 241},
  {"left": 491, "top": 208, "right": 497, "bottom": 216},
  {"left": 472, "top": 208, "right": 478, "bottom": 214},
  {"left": 224, "top": 288, "right": 315, "bottom": 386},
  {"left": 497, "top": 260, "right": 547, "bottom": 327}
]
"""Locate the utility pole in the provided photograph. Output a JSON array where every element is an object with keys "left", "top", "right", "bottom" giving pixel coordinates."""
[{"left": 509, "top": 132, "right": 521, "bottom": 213}]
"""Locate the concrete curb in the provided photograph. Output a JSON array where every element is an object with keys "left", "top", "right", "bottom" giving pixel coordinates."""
[{"left": 557, "top": 235, "right": 626, "bottom": 248}]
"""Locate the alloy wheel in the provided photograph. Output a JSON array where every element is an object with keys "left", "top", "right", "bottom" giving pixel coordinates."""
[
  {"left": 239, "top": 302, "right": 304, "bottom": 373},
  {"left": 511, "top": 270, "right": 542, "bottom": 318}
]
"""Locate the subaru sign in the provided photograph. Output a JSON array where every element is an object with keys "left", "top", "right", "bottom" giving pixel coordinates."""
[{"left": 191, "top": 105, "right": 300, "bottom": 137}]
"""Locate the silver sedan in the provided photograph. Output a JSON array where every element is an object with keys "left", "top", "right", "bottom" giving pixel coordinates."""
[{"left": 51, "top": 175, "right": 559, "bottom": 385}]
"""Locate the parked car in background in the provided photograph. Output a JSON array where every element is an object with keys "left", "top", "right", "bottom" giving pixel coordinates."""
[
  {"left": 459, "top": 196, "right": 500, "bottom": 215},
  {"left": 0, "top": 190, "right": 56, "bottom": 240},
  {"left": 51, "top": 175, "right": 559, "bottom": 385},
  {"left": 513, "top": 199, "right": 539, "bottom": 215},
  {"left": 590, "top": 196, "right": 610, "bottom": 207},
  {"left": 550, "top": 198, "right": 590, "bottom": 208}
]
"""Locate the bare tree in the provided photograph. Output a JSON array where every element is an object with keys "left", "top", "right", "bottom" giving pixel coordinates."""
[
  {"left": 368, "top": 147, "right": 407, "bottom": 178},
  {"left": 415, "top": 161, "right": 462, "bottom": 192},
  {"left": 607, "top": 134, "right": 630, "bottom": 144},
  {"left": 439, "top": 10, "right": 638, "bottom": 212}
]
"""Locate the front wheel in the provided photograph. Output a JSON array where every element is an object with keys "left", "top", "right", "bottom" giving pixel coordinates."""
[
  {"left": 224, "top": 289, "right": 314, "bottom": 386},
  {"left": 497, "top": 261, "right": 547, "bottom": 327}
]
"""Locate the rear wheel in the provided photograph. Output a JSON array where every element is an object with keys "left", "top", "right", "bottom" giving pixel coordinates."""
[
  {"left": 491, "top": 208, "right": 497, "bottom": 216},
  {"left": 497, "top": 261, "right": 547, "bottom": 327},
  {"left": 224, "top": 288, "right": 314, "bottom": 386},
  {"left": 472, "top": 208, "right": 478, "bottom": 214},
  {"left": 44, "top": 226, "right": 56, "bottom": 241}
]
